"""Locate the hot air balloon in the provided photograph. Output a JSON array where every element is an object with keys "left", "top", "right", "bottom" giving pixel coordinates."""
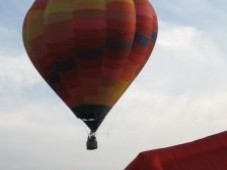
[
  {"left": 125, "top": 131, "right": 227, "bottom": 170},
  {"left": 23, "top": 0, "right": 158, "bottom": 150}
]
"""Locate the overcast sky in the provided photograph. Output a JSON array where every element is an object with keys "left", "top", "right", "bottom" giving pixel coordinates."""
[{"left": 0, "top": 0, "right": 227, "bottom": 170}]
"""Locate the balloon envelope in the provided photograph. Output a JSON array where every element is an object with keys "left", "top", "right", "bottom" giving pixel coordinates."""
[
  {"left": 23, "top": 0, "right": 158, "bottom": 132},
  {"left": 125, "top": 131, "right": 227, "bottom": 170}
]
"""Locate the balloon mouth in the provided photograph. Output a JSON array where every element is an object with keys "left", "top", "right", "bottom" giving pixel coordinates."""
[
  {"left": 86, "top": 132, "right": 98, "bottom": 150},
  {"left": 71, "top": 105, "right": 111, "bottom": 132}
]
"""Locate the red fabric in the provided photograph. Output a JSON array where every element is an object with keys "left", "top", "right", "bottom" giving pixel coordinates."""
[{"left": 125, "top": 131, "right": 227, "bottom": 170}]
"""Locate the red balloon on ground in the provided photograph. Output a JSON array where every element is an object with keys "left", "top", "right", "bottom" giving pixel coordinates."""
[{"left": 125, "top": 131, "right": 227, "bottom": 170}]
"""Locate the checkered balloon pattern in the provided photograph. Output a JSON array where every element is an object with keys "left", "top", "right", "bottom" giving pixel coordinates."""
[{"left": 23, "top": 0, "right": 158, "bottom": 132}]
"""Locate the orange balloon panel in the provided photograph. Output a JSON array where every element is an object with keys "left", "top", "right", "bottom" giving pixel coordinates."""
[{"left": 23, "top": 0, "right": 158, "bottom": 132}]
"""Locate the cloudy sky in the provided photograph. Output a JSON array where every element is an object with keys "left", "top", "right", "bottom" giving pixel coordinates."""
[{"left": 0, "top": 0, "right": 227, "bottom": 169}]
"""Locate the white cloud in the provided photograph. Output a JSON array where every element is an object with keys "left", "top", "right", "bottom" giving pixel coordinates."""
[
  {"left": 157, "top": 21, "right": 223, "bottom": 65},
  {"left": 0, "top": 54, "right": 41, "bottom": 95},
  {"left": 136, "top": 21, "right": 227, "bottom": 97}
]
